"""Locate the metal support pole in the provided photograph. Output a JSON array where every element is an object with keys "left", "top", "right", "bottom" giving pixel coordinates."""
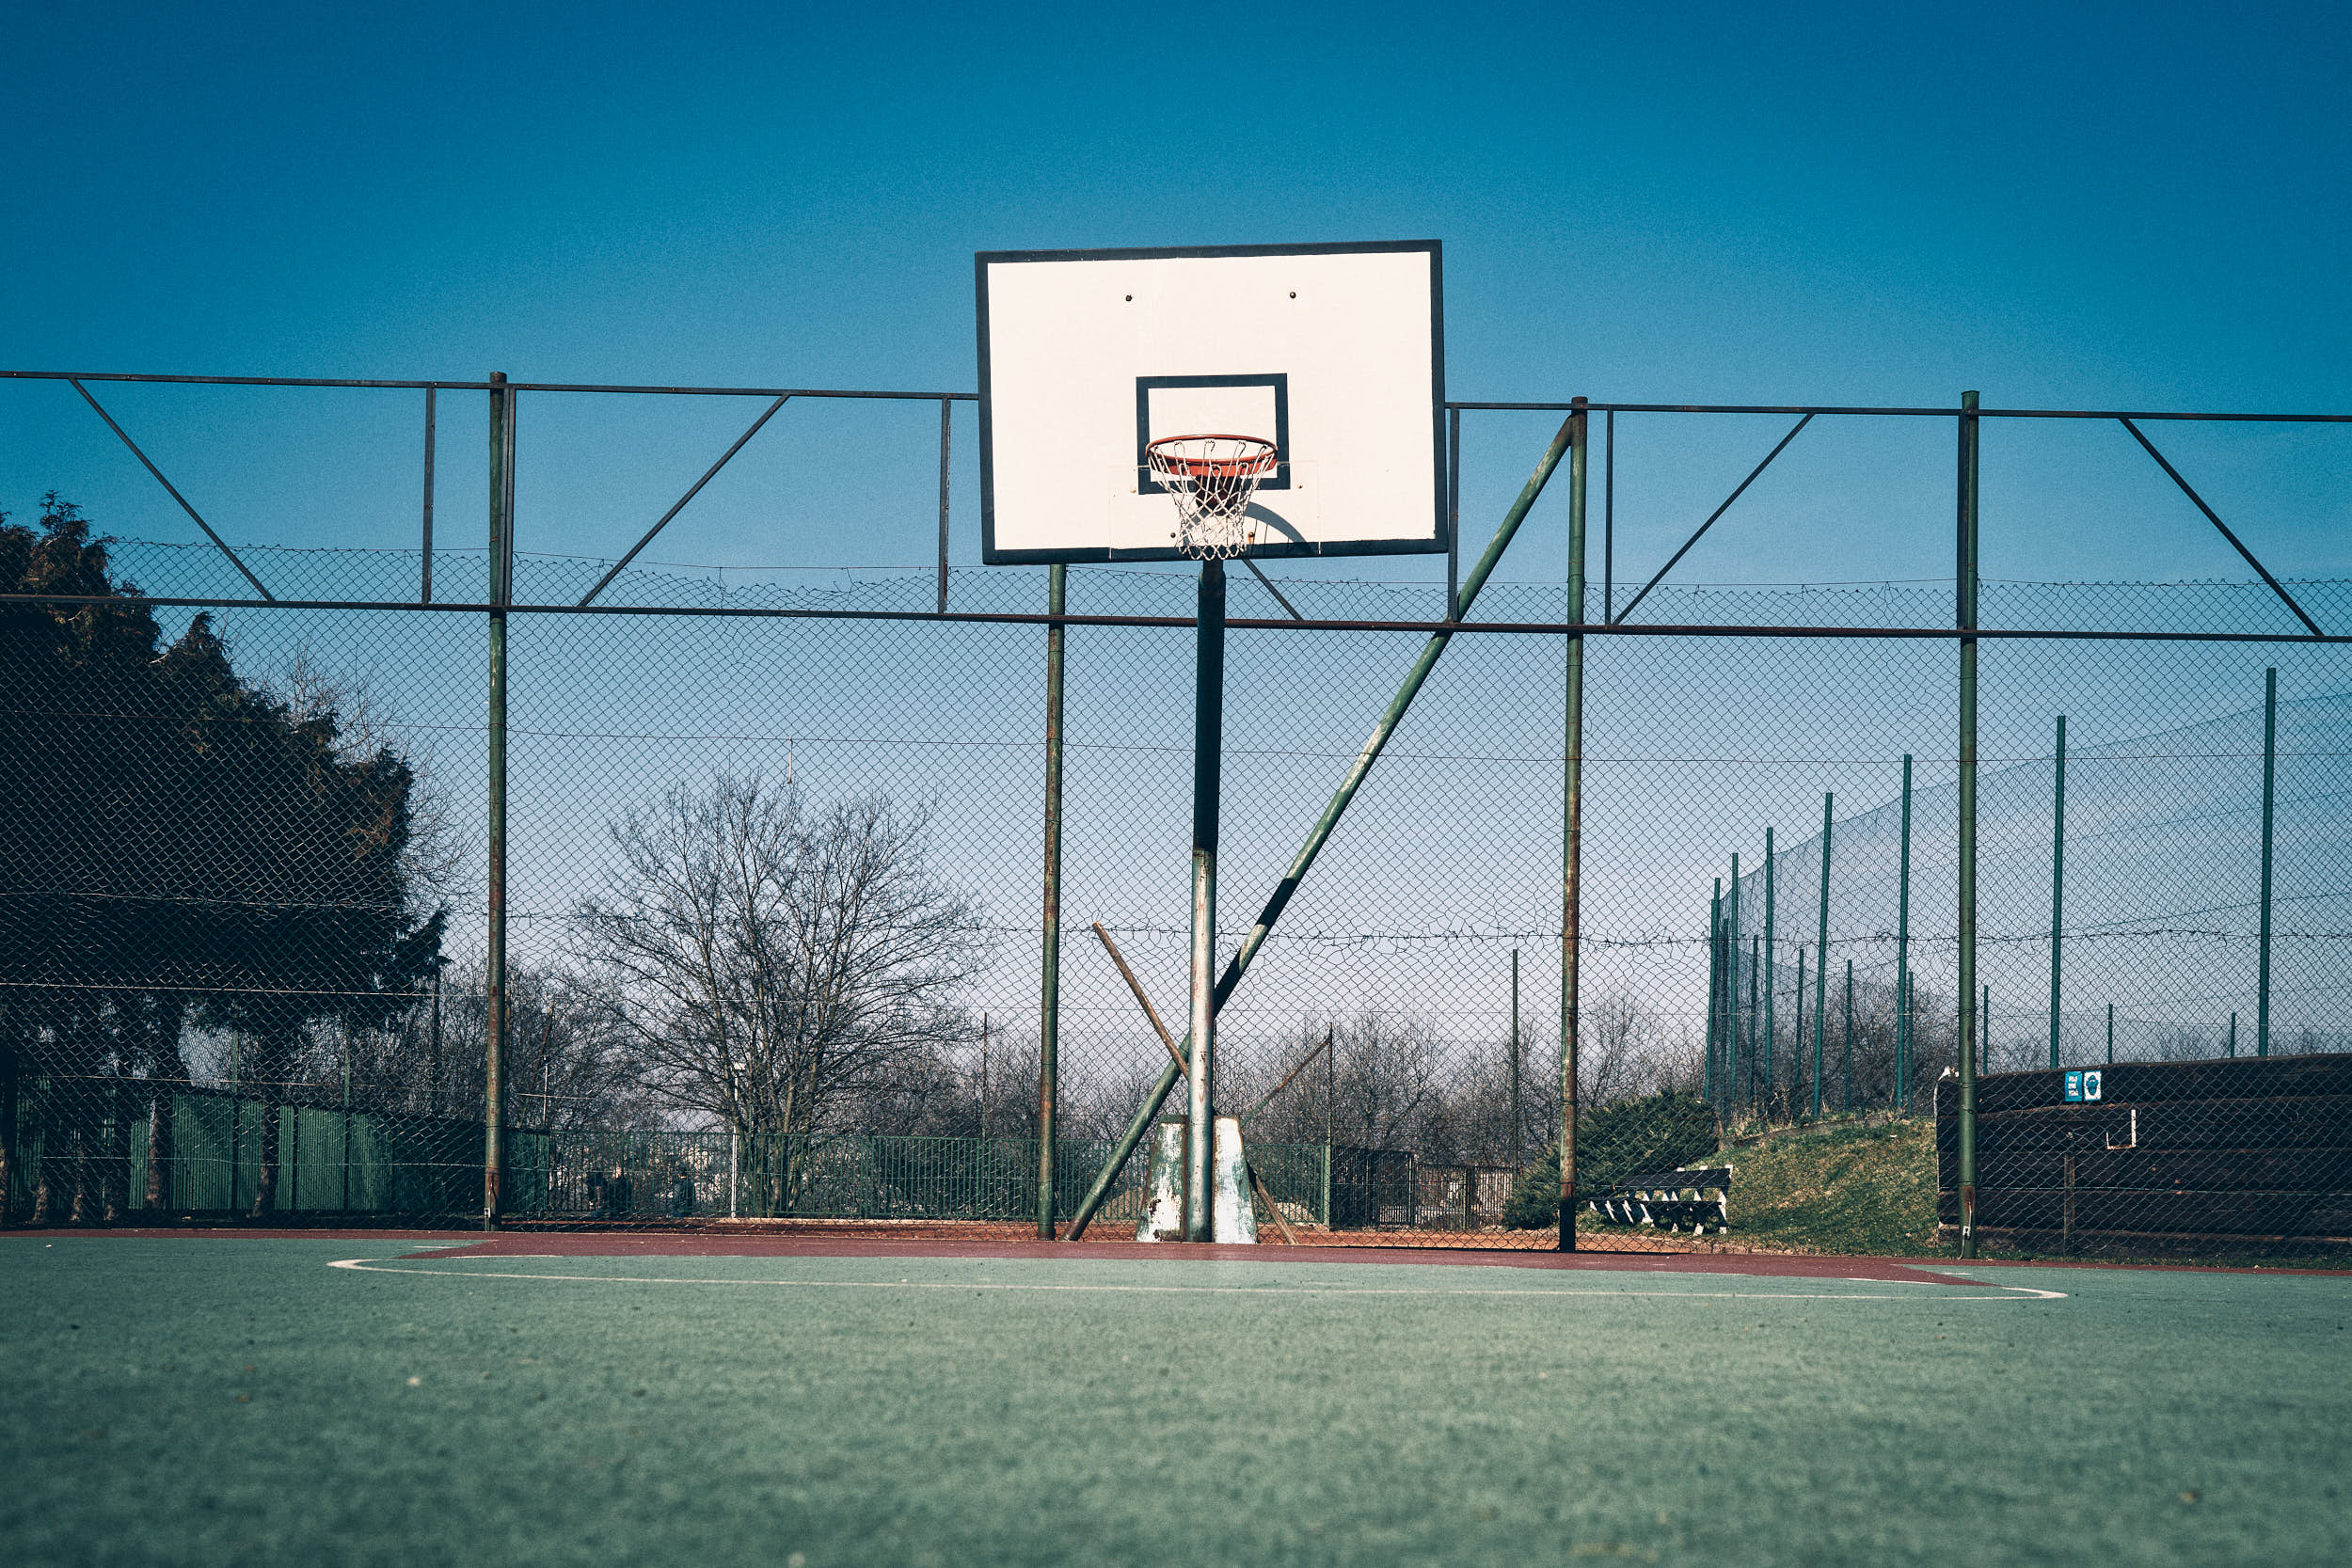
[
  {"left": 1323, "top": 1038, "right": 1334, "bottom": 1227},
  {"left": 2258, "top": 667, "right": 2276, "bottom": 1056},
  {"left": 1746, "top": 938, "right": 1760, "bottom": 1113},
  {"left": 2229, "top": 1011, "right": 2237, "bottom": 1057},
  {"left": 1956, "top": 389, "right": 1981, "bottom": 1257},
  {"left": 936, "top": 399, "right": 952, "bottom": 614},
  {"left": 421, "top": 386, "right": 436, "bottom": 604},
  {"left": 1762, "top": 828, "right": 1776, "bottom": 1103},
  {"left": 1037, "top": 565, "right": 1066, "bottom": 1236},
  {"left": 1446, "top": 405, "right": 1461, "bottom": 616},
  {"left": 341, "top": 1037, "right": 353, "bottom": 1213},
  {"left": 1063, "top": 411, "right": 1579, "bottom": 1242},
  {"left": 1842, "top": 958, "right": 1854, "bottom": 1114},
  {"left": 2049, "top": 715, "right": 2067, "bottom": 1069},
  {"left": 1509, "top": 949, "right": 1521, "bottom": 1163},
  {"left": 1712, "top": 883, "right": 1731, "bottom": 1104},
  {"left": 1185, "top": 560, "right": 1226, "bottom": 1242},
  {"left": 1602, "top": 409, "right": 1614, "bottom": 622},
  {"left": 1725, "top": 852, "right": 1741, "bottom": 1115},
  {"left": 1896, "top": 755, "right": 1913, "bottom": 1108},
  {"left": 1557, "top": 397, "right": 1588, "bottom": 1251},
  {"left": 1813, "top": 791, "right": 1833, "bottom": 1120},
  {"left": 2106, "top": 1003, "right": 2115, "bottom": 1064},
  {"left": 484, "top": 372, "right": 514, "bottom": 1231},
  {"left": 1794, "top": 945, "right": 1806, "bottom": 1109}
]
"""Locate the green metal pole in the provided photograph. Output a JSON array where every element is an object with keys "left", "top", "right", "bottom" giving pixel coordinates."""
[
  {"left": 1842, "top": 958, "right": 1854, "bottom": 1114},
  {"left": 484, "top": 370, "right": 511, "bottom": 1232},
  {"left": 1957, "top": 388, "right": 1980, "bottom": 1258},
  {"left": 1712, "top": 879, "right": 1731, "bottom": 1109},
  {"left": 1558, "top": 398, "right": 1588, "bottom": 1251},
  {"left": 2228, "top": 1011, "right": 2237, "bottom": 1058},
  {"left": 1322, "top": 1036, "right": 1333, "bottom": 1226},
  {"left": 1185, "top": 559, "right": 1225, "bottom": 1243},
  {"left": 1064, "top": 411, "right": 1581, "bottom": 1241},
  {"left": 1746, "top": 937, "right": 1759, "bottom": 1113},
  {"left": 1509, "top": 949, "right": 1521, "bottom": 1162},
  {"left": 1036, "top": 564, "right": 1066, "bottom": 1237},
  {"left": 1896, "top": 755, "right": 1913, "bottom": 1109},
  {"left": 2106, "top": 1003, "right": 2114, "bottom": 1064},
  {"left": 1794, "top": 945, "right": 1806, "bottom": 1112},
  {"left": 1763, "top": 828, "right": 1776, "bottom": 1104},
  {"left": 2049, "top": 715, "right": 2066, "bottom": 1069},
  {"left": 1725, "top": 852, "right": 1741, "bottom": 1116},
  {"left": 1812, "top": 792, "right": 1833, "bottom": 1120},
  {"left": 2258, "top": 667, "right": 2276, "bottom": 1056}
]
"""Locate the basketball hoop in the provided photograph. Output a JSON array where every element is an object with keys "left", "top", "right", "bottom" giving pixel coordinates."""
[{"left": 1147, "top": 434, "right": 1279, "bottom": 560}]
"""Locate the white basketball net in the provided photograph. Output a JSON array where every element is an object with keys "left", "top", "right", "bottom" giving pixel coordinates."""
[{"left": 1147, "top": 435, "right": 1278, "bottom": 560}]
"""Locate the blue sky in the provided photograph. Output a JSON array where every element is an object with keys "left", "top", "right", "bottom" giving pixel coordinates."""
[{"left": 5, "top": 0, "right": 2345, "bottom": 593}]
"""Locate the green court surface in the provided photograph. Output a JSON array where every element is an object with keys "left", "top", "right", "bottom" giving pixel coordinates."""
[{"left": 5, "top": 1238, "right": 2347, "bottom": 1567}]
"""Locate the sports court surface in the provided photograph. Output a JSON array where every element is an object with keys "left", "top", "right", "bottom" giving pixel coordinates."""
[{"left": 6, "top": 1235, "right": 2347, "bottom": 1567}]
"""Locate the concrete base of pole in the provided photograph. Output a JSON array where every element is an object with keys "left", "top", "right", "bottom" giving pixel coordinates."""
[
  {"left": 1136, "top": 1123, "right": 1186, "bottom": 1242},
  {"left": 1137, "top": 1118, "right": 1258, "bottom": 1243}
]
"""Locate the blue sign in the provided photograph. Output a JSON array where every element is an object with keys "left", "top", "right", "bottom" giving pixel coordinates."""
[
  {"left": 2083, "top": 1069, "right": 2103, "bottom": 1101},
  {"left": 2063, "top": 1071, "right": 2083, "bottom": 1102}
]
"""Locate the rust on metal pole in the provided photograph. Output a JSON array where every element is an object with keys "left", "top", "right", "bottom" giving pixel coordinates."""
[{"left": 1558, "top": 396, "right": 1588, "bottom": 1250}]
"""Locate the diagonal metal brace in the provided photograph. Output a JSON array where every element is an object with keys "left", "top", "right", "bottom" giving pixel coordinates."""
[
  {"left": 2118, "top": 418, "right": 2324, "bottom": 636},
  {"left": 1612, "top": 413, "right": 1812, "bottom": 624},
  {"left": 578, "top": 395, "right": 790, "bottom": 606},
  {"left": 70, "top": 379, "right": 274, "bottom": 600},
  {"left": 1241, "top": 557, "right": 1306, "bottom": 620},
  {"left": 1064, "top": 410, "right": 1582, "bottom": 1240}
]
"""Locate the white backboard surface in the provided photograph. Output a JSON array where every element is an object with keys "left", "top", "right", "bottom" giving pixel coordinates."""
[{"left": 977, "top": 242, "right": 1444, "bottom": 563}]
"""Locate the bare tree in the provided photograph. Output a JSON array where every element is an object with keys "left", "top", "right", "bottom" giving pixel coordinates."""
[{"left": 571, "top": 775, "right": 986, "bottom": 1210}]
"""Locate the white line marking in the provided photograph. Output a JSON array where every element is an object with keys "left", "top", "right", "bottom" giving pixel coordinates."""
[{"left": 327, "top": 1258, "right": 2066, "bottom": 1301}]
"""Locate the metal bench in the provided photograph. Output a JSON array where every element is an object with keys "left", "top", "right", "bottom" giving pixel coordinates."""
[{"left": 1585, "top": 1166, "right": 1732, "bottom": 1234}]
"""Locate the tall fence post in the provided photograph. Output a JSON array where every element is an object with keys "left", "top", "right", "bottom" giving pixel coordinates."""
[
  {"left": 484, "top": 371, "right": 512, "bottom": 1231},
  {"left": 421, "top": 386, "right": 437, "bottom": 604},
  {"left": 936, "top": 398, "right": 951, "bottom": 615},
  {"left": 2049, "top": 714, "right": 2067, "bottom": 1069},
  {"left": 1896, "top": 754, "right": 1913, "bottom": 1108},
  {"left": 1956, "top": 388, "right": 1981, "bottom": 1258},
  {"left": 1725, "top": 852, "right": 1742, "bottom": 1116},
  {"left": 1712, "top": 879, "right": 1731, "bottom": 1109},
  {"left": 1762, "top": 827, "right": 1776, "bottom": 1105},
  {"left": 1812, "top": 791, "right": 1833, "bottom": 1120},
  {"left": 2257, "top": 666, "right": 2277, "bottom": 1056},
  {"left": 1037, "top": 564, "right": 1066, "bottom": 1237},
  {"left": 1842, "top": 958, "right": 1854, "bottom": 1113},
  {"left": 1745, "top": 938, "right": 1760, "bottom": 1112},
  {"left": 1557, "top": 396, "right": 1588, "bottom": 1251},
  {"left": 1508, "top": 948, "right": 1521, "bottom": 1162}
]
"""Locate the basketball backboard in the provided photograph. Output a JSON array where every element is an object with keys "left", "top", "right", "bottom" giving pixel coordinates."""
[{"left": 976, "top": 241, "right": 1445, "bottom": 563}]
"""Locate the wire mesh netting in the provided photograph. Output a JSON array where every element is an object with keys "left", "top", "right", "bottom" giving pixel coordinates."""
[{"left": 5, "top": 513, "right": 2347, "bottom": 1257}]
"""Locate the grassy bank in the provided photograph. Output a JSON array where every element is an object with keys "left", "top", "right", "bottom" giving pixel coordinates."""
[{"left": 1576, "top": 1115, "right": 1943, "bottom": 1257}]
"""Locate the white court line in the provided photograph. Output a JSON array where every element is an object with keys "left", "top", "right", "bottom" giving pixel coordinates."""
[{"left": 329, "top": 1258, "right": 2066, "bottom": 1302}]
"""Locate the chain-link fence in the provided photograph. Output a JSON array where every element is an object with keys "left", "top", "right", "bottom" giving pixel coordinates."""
[{"left": 6, "top": 388, "right": 2346, "bottom": 1259}]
